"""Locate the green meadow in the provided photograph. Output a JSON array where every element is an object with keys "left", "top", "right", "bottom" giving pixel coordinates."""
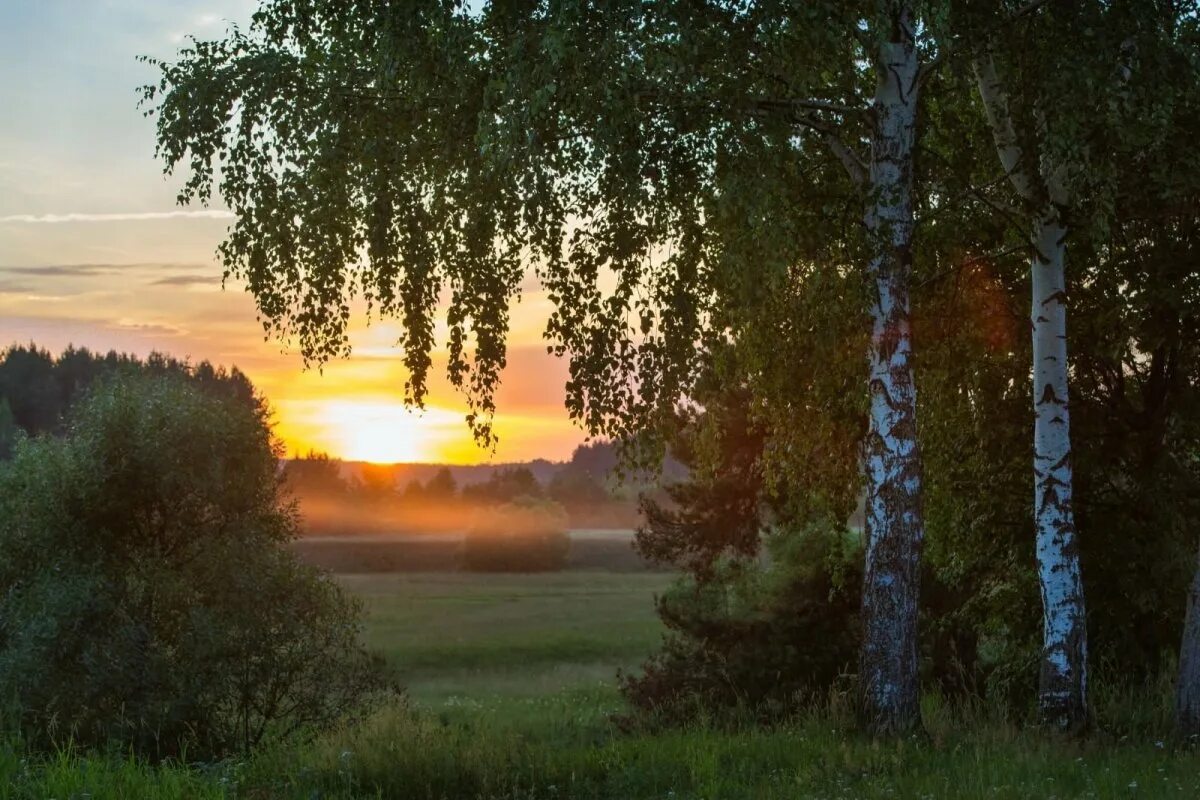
[
  {"left": 345, "top": 571, "right": 669, "bottom": 703},
  {"left": 5, "top": 561, "right": 1200, "bottom": 799}
]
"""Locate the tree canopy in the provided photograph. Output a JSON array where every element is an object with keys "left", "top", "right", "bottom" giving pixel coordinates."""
[{"left": 142, "top": 0, "right": 1200, "bottom": 734}]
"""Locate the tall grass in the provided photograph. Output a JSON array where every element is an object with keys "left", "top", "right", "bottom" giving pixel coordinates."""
[
  {"left": 0, "top": 736, "right": 223, "bottom": 800},
  {"left": 5, "top": 687, "right": 1199, "bottom": 800}
]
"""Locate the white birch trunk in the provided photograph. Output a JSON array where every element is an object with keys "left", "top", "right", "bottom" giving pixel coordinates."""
[
  {"left": 858, "top": 13, "right": 924, "bottom": 735},
  {"left": 1175, "top": 542, "right": 1200, "bottom": 737},
  {"left": 975, "top": 54, "right": 1088, "bottom": 731},
  {"left": 1030, "top": 207, "right": 1088, "bottom": 730}
]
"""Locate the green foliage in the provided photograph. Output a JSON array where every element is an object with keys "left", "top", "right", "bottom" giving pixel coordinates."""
[
  {"left": 0, "top": 400, "right": 17, "bottom": 461},
  {"left": 0, "top": 376, "right": 391, "bottom": 759},
  {"left": 634, "top": 373, "right": 766, "bottom": 580},
  {"left": 3, "top": 556, "right": 1200, "bottom": 798},
  {"left": 622, "top": 523, "right": 861, "bottom": 727},
  {"left": 139, "top": 1, "right": 883, "bottom": 454},
  {"left": 462, "top": 498, "right": 570, "bottom": 572},
  {"left": 913, "top": 1, "right": 1200, "bottom": 697}
]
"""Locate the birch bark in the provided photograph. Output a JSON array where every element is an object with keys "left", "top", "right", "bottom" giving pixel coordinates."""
[
  {"left": 1176, "top": 543, "right": 1200, "bottom": 737},
  {"left": 857, "top": 11, "right": 925, "bottom": 735},
  {"left": 975, "top": 53, "right": 1089, "bottom": 731}
]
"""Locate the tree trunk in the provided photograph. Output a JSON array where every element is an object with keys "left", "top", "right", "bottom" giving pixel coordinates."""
[
  {"left": 1031, "top": 207, "right": 1088, "bottom": 732},
  {"left": 1175, "top": 541, "right": 1200, "bottom": 738},
  {"left": 858, "top": 18, "right": 925, "bottom": 736},
  {"left": 974, "top": 53, "right": 1088, "bottom": 732}
]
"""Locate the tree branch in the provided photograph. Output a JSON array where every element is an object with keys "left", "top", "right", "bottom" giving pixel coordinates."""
[
  {"left": 973, "top": 52, "right": 1040, "bottom": 204},
  {"left": 633, "top": 90, "right": 869, "bottom": 188},
  {"left": 919, "top": 0, "right": 1060, "bottom": 85},
  {"left": 805, "top": 118, "right": 868, "bottom": 188},
  {"left": 754, "top": 97, "right": 866, "bottom": 116},
  {"left": 916, "top": 244, "right": 1028, "bottom": 289}
]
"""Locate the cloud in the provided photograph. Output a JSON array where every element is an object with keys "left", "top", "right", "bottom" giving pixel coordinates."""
[
  {"left": 151, "top": 273, "right": 218, "bottom": 288},
  {"left": 1, "top": 264, "right": 116, "bottom": 277},
  {"left": 107, "top": 318, "right": 189, "bottom": 337},
  {"left": 0, "top": 262, "right": 211, "bottom": 278},
  {"left": 0, "top": 280, "right": 35, "bottom": 294},
  {"left": 0, "top": 210, "right": 234, "bottom": 224}
]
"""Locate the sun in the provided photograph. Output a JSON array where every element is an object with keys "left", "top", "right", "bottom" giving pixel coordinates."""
[{"left": 318, "top": 400, "right": 442, "bottom": 463}]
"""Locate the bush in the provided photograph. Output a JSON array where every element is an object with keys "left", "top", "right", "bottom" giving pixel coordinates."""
[
  {"left": 0, "top": 376, "right": 393, "bottom": 759},
  {"left": 620, "top": 521, "right": 861, "bottom": 726},
  {"left": 462, "top": 498, "right": 570, "bottom": 572}
]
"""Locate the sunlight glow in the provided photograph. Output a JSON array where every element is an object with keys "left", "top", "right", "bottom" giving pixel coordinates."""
[{"left": 319, "top": 401, "right": 461, "bottom": 463}]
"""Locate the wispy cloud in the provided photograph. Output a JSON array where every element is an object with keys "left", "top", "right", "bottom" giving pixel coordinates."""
[
  {"left": 0, "top": 210, "right": 234, "bottom": 224},
  {"left": 0, "top": 263, "right": 210, "bottom": 278},
  {"left": 108, "top": 319, "right": 189, "bottom": 337},
  {"left": 2, "top": 264, "right": 117, "bottom": 277},
  {"left": 151, "top": 273, "right": 218, "bottom": 288}
]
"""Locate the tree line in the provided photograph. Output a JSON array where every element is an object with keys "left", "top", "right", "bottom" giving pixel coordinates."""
[
  {"left": 285, "top": 450, "right": 615, "bottom": 507},
  {"left": 0, "top": 343, "right": 258, "bottom": 456},
  {"left": 142, "top": 0, "right": 1200, "bottom": 735}
]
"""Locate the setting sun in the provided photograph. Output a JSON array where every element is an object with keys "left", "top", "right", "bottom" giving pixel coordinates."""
[{"left": 284, "top": 400, "right": 467, "bottom": 463}]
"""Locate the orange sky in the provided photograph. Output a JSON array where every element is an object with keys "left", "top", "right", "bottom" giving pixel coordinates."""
[
  {"left": 0, "top": 2, "right": 591, "bottom": 464},
  {"left": 0, "top": 228, "right": 585, "bottom": 464}
]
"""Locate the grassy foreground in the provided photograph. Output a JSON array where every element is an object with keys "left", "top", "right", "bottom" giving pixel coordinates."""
[
  {"left": 4, "top": 569, "right": 1199, "bottom": 799},
  {"left": 6, "top": 697, "right": 1200, "bottom": 799}
]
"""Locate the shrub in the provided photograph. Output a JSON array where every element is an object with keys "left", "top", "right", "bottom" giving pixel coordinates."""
[
  {"left": 619, "top": 521, "right": 861, "bottom": 727},
  {"left": 462, "top": 498, "right": 570, "bottom": 572},
  {"left": 0, "top": 376, "right": 393, "bottom": 759}
]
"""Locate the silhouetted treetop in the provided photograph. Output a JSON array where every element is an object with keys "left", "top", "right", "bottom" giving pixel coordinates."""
[{"left": 0, "top": 344, "right": 261, "bottom": 448}]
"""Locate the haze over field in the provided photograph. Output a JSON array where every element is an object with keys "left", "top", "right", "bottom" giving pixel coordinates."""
[{"left": 0, "top": 1, "right": 584, "bottom": 464}]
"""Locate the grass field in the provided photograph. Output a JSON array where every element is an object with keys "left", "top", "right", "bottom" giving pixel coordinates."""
[
  {"left": 342, "top": 571, "right": 671, "bottom": 704},
  {"left": 6, "top": 564, "right": 1200, "bottom": 798}
]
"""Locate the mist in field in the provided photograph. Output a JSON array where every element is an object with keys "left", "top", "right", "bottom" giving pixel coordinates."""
[{"left": 282, "top": 446, "right": 648, "bottom": 538}]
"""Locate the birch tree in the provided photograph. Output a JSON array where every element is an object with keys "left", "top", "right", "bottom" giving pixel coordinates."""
[
  {"left": 964, "top": 0, "right": 1200, "bottom": 730},
  {"left": 142, "top": 0, "right": 956, "bottom": 733},
  {"left": 850, "top": 3, "right": 927, "bottom": 734},
  {"left": 971, "top": 41, "right": 1089, "bottom": 732}
]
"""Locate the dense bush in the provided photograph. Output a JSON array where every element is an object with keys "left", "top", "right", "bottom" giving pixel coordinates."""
[
  {"left": 462, "top": 498, "right": 570, "bottom": 572},
  {"left": 0, "top": 376, "right": 392, "bottom": 759},
  {"left": 621, "top": 522, "right": 861, "bottom": 726}
]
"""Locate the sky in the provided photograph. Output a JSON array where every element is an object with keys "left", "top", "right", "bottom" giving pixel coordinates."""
[{"left": 0, "top": 1, "right": 584, "bottom": 464}]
